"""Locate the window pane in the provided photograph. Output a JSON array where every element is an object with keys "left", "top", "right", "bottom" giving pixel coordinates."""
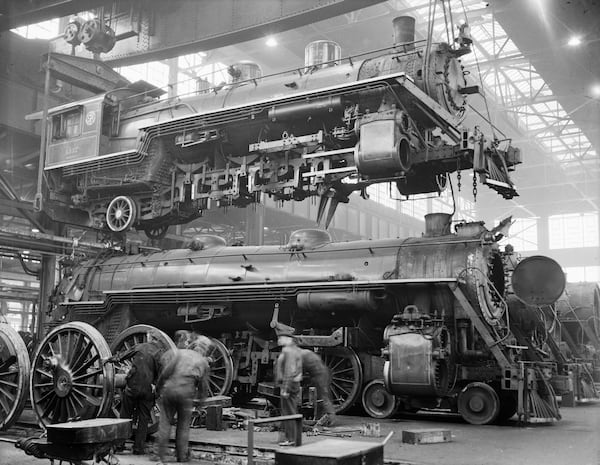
[{"left": 549, "top": 212, "right": 599, "bottom": 249}]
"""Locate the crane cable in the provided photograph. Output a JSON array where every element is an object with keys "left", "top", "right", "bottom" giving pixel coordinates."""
[{"left": 458, "top": 0, "right": 497, "bottom": 140}]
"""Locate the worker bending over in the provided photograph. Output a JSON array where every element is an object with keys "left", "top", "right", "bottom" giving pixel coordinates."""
[
  {"left": 156, "top": 344, "right": 210, "bottom": 463},
  {"left": 301, "top": 348, "right": 336, "bottom": 426}
]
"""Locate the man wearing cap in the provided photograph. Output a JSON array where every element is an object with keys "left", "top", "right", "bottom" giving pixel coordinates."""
[
  {"left": 275, "top": 328, "right": 303, "bottom": 446},
  {"left": 108, "top": 330, "right": 162, "bottom": 455}
]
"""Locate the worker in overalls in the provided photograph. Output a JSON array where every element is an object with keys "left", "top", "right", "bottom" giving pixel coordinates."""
[
  {"left": 109, "top": 330, "right": 162, "bottom": 455},
  {"left": 275, "top": 327, "right": 303, "bottom": 446},
  {"left": 156, "top": 345, "right": 210, "bottom": 463},
  {"left": 301, "top": 348, "right": 336, "bottom": 426}
]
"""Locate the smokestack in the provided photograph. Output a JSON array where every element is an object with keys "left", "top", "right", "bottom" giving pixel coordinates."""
[
  {"left": 393, "top": 16, "right": 416, "bottom": 51},
  {"left": 424, "top": 213, "right": 452, "bottom": 237},
  {"left": 304, "top": 40, "right": 341, "bottom": 69}
]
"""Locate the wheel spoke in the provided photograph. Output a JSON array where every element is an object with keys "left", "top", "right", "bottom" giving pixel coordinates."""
[
  {"left": 35, "top": 388, "right": 56, "bottom": 405},
  {"left": 0, "top": 394, "right": 11, "bottom": 415},
  {"left": 35, "top": 367, "right": 53, "bottom": 379},
  {"left": 70, "top": 337, "right": 94, "bottom": 372},
  {"left": 40, "top": 393, "right": 59, "bottom": 419},
  {"left": 72, "top": 382, "right": 103, "bottom": 390},
  {"left": 73, "top": 354, "right": 100, "bottom": 376},
  {"left": 72, "top": 388, "right": 102, "bottom": 407},
  {"left": 0, "top": 379, "right": 18, "bottom": 388},
  {"left": 73, "top": 367, "right": 103, "bottom": 381}
]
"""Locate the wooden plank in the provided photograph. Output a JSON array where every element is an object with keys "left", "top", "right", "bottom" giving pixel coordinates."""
[{"left": 275, "top": 438, "right": 383, "bottom": 465}]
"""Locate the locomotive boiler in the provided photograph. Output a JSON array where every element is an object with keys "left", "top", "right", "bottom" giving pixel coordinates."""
[
  {"left": 1, "top": 213, "right": 563, "bottom": 430},
  {"left": 31, "top": 17, "right": 521, "bottom": 238}
]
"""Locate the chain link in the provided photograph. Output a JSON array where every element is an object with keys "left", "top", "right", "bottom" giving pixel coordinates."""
[
  {"left": 472, "top": 172, "right": 478, "bottom": 200},
  {"left": 457, "top": 170, "right": 462, "bottom": 192}
]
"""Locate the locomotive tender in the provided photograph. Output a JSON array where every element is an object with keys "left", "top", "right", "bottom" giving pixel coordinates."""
[
  {"left": 32, "top": 17, "right": 521, "bottom": 237},
  {"left": 24, "top": 213, "right": 563, "bottom": 427}
]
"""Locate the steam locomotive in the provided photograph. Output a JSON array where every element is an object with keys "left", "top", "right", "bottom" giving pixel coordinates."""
[
  {"left": 3, "top": 213, "right": 558, "bottom": 429},
  {"left": 32, "top": 17, "right": 521, "bottom": 238}
]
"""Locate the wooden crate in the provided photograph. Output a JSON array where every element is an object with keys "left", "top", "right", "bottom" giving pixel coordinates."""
[{"left": 402, "top": 428, "right": 452, "bottom": 445}]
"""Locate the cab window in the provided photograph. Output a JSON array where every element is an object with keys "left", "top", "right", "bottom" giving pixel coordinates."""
[{"left": 52, "top": 109, "right": 82, "bottom": 140}]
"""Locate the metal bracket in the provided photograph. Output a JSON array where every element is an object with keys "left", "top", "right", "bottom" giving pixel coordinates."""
[{"left": 449, "top": 283, "right": 511, "bottom": 369}]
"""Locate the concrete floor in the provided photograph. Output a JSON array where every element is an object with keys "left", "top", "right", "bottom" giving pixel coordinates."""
[{"left": 2, "top": 404, "right": 599, "bottom": 465}]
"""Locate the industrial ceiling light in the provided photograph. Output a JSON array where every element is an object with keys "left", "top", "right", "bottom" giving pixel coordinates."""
[
  {"left": 567, "top": 36, "right": 582, "bottom": 47},
  {"left": 265, "top": 36, "right": 278, "bottom": 47},
  {"left": 591, "top": 84, "right": 600, "bottom": 98}
]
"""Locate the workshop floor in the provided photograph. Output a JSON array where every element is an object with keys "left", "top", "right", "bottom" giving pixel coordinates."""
[{"left": 3, "top": 403, "right": 599, "bottom": 465}]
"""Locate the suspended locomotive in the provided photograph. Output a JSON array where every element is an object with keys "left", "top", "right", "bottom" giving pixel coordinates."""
[
  {"left": 31, "top": 17, "right": 520, "bottom": 238},
  {"left": 0, "top": 212, "right": 566, "bottom": 430}
]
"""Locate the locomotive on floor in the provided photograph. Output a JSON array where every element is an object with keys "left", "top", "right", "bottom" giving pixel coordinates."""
[
  {"left": 2, "top": 213, "right": 558, "bottom": 429},
  {"left": 31, "top": 17, "right": 520, "bottom": 237}
]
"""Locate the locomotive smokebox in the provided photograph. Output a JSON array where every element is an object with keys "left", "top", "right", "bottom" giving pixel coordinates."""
[
  {"left": 305, "top": 40, "right": 342, "bottom": 69},
  {"left": 511, "top": 256, "right": 566, "bottom": 306},
  {"left": 424, "top": 213, "right": 452, "bottom": 237},
  {"left": 393, "top": 16, "right": 416, "bottom": 51}
]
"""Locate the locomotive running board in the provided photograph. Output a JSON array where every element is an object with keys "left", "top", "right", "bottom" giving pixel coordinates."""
[{"left": 59, "top": 277, "right": 459, "bottom": 311}]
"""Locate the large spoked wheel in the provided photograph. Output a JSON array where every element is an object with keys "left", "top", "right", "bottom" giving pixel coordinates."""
[
  {"left": 110, "top": 325, "right": 176, "bottom": 433},
  {"left": 205, "top": 337, "right": 234, "bottom": 397},
  {"left": 30, "top": 322, "right": 114, "bottom": 426},
  {"left": 457, "top": 382, "right": 500, "bottom": 425},
  {"left": 110, "top": 324, "right": 175, "bottom": 363},
  {"left": 321, "top": 347, "right": 362, "bottom": 414},
  {"left": 106, "top": 196, "right": 137, "bottom": 232},
  {"left": 361, "top": 379, "right": 399, "bottom": 419},
  {"left": 0, "top": 324, "right": 30, "bottom": 430}
]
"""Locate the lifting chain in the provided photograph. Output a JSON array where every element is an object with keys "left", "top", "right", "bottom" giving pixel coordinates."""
[
  {"left": 456, "top": 160, "right": 462, "bottom": 192},
  {"left": 472, "top": 171, "right": 478, "bottom": 200}
]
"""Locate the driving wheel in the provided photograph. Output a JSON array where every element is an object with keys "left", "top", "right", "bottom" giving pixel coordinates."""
[
  {"left": 0, "top": 324, "right": 30, "bottom": 429},
  {"left": 205, "top": 337, "right": 234, "bottom": 397},
  {"left": 110, "top": 325, "right": 176, "bottom": 433},
  {"left": 321, "top": 347, "right": 362, "bottom": 414},
  {"left": 30, "top": 322, "right": 114, "bottom": 426}
]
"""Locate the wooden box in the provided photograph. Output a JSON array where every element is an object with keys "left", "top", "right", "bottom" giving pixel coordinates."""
[
  {"left": 46, "top": 418, "right": 131, "bottom": 445},
  {"left": 275, "top": 438, "right": 383, "bottom": 465},
  {"left": 402, "top": 428, "right": 452, "bottom": 445}
]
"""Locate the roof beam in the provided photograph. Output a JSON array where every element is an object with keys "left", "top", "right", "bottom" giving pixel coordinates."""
[{"left": 0, "top": 0, "right": 114, "bottom": 31}]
